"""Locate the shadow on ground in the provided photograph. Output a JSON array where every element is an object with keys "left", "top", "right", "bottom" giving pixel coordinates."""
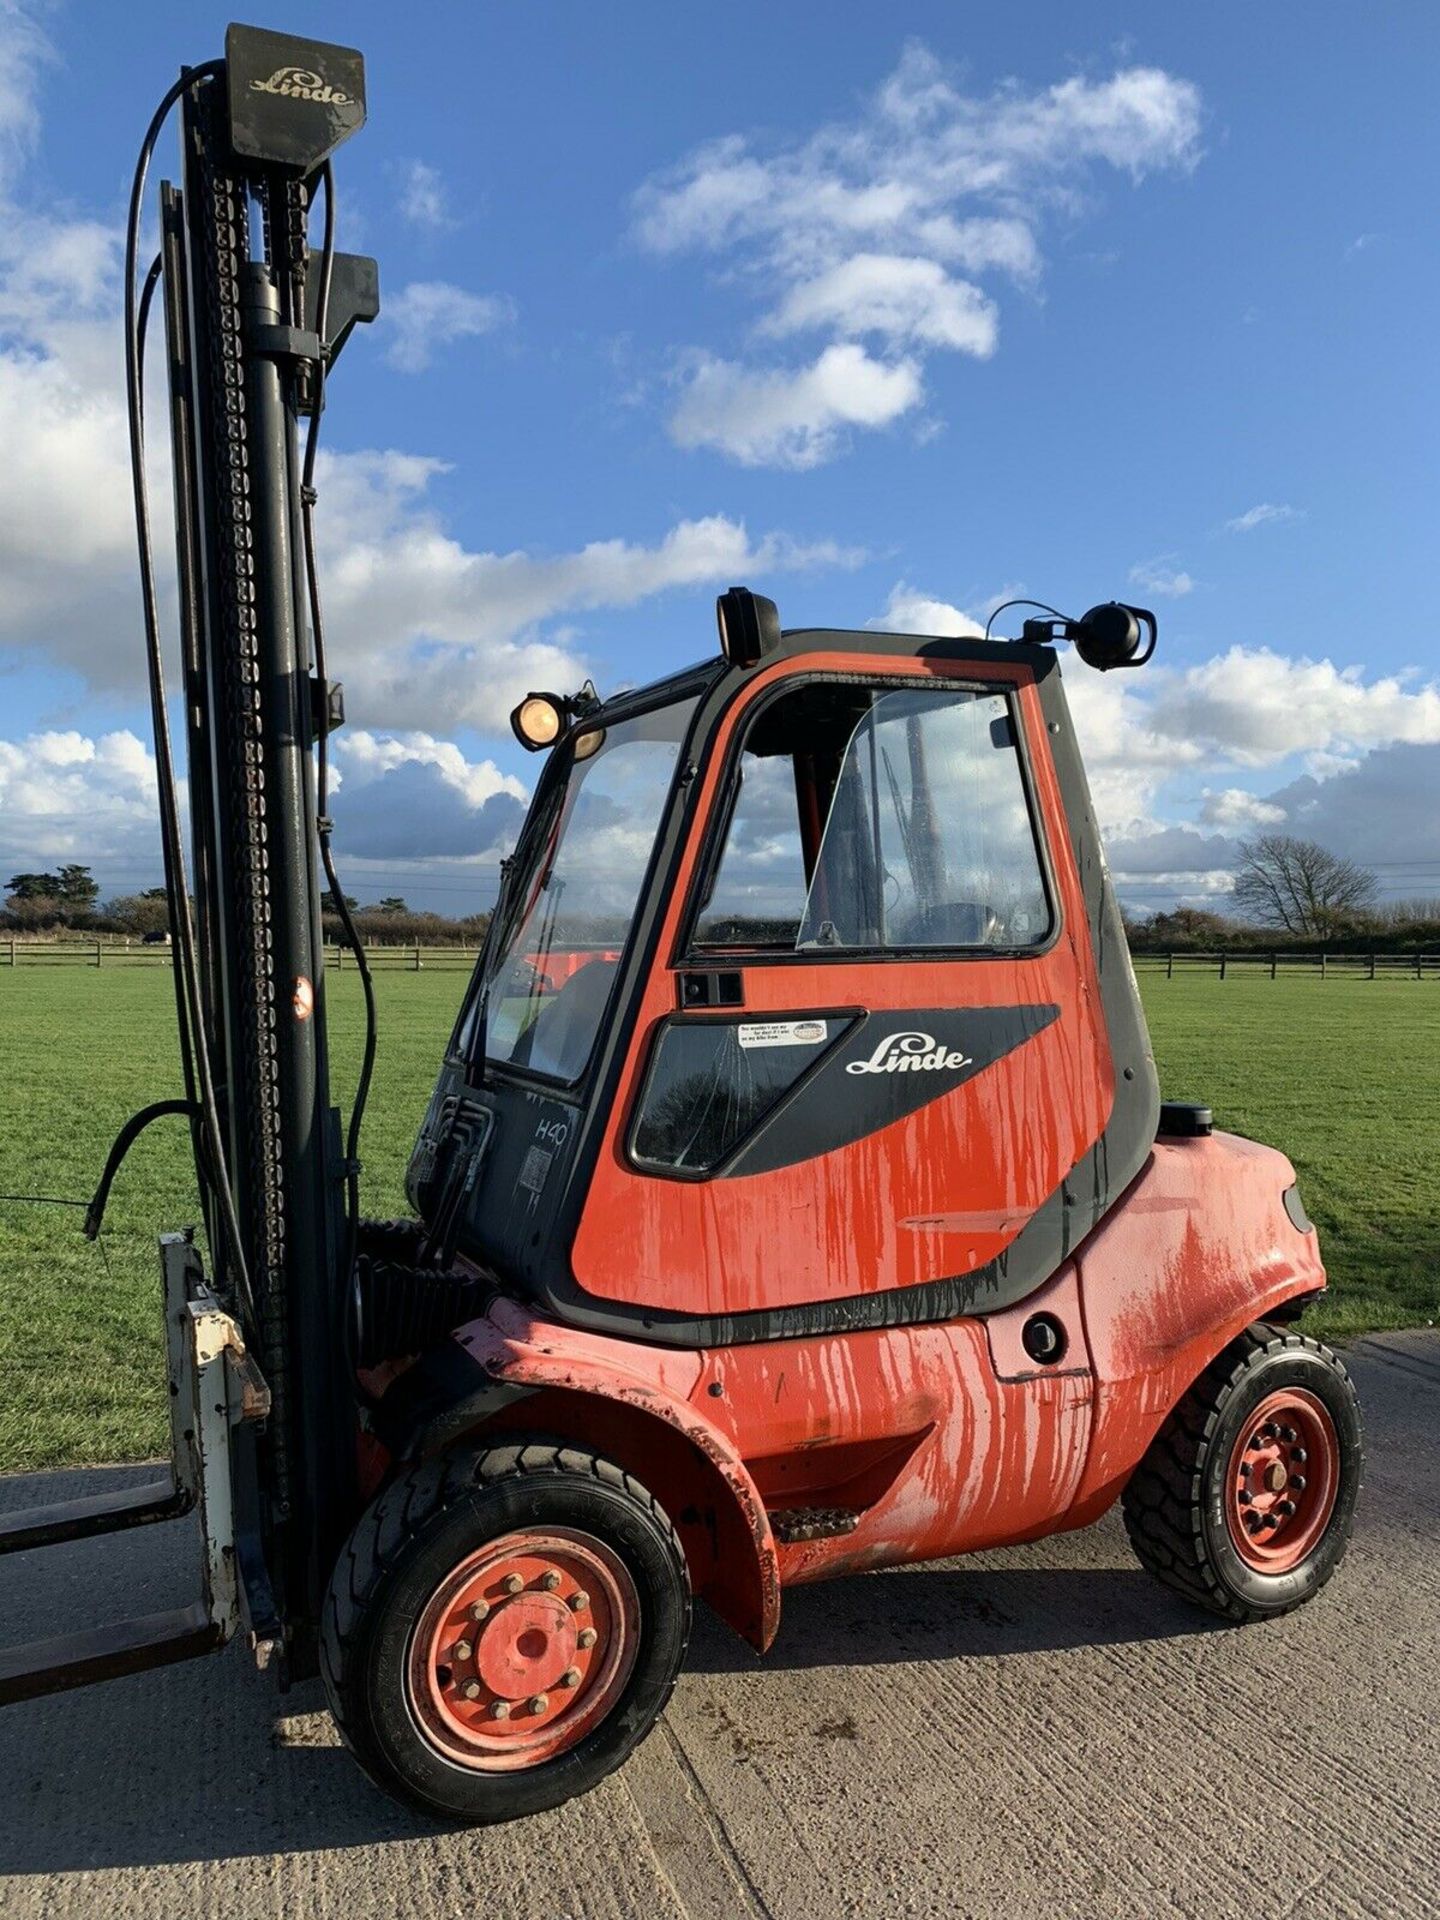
[{"left": 0, "top": 1551, "right": 1205, "bottom": 1876}]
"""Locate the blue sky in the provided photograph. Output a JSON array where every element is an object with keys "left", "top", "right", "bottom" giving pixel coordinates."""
[{"left": 1, "top": 0, "right": 1437, "bottom": 915}]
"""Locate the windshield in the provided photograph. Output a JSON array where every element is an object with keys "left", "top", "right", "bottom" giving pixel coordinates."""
[{"left": 463, "top": 696, "right": 698, "bottom": 1084}]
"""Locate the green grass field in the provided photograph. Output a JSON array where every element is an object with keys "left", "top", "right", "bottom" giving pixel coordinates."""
[{"left": 1, "top": 967, "right": 1436, "bottom": 1472}]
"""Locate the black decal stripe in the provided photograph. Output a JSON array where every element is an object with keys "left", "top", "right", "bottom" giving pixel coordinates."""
[{"left": 724, "top": 1004, "right": 1061, "bottom": 1177}]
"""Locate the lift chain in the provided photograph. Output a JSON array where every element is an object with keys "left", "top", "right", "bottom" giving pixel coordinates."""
[{"left": 189, "top": 85, "right": 291, "bottom": 1521}]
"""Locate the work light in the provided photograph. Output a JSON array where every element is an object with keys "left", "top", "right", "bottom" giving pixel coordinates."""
[{"left": 510, "top": 693, "right": 566, "bottom": 750}]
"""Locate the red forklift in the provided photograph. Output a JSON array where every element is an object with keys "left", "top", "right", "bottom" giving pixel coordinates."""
[{"left": 0, "top": 25, "right": 1362, "bottom": 1825}]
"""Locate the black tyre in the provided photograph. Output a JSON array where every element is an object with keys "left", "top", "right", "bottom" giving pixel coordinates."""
[
  {"left": 321, "top": 1440, "right": 690, "bottom": 1822},
  {"left": 1122, "top": 1323, "right": 1363, "bottom": 1623}
]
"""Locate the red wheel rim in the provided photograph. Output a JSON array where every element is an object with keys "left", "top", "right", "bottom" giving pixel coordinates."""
[
  {"left": 1223, "top": 1387, "right": 1340, "bottom": 1574},
  {"left": 405, "top": 1527, "right": 640, "bottom": 1772}
]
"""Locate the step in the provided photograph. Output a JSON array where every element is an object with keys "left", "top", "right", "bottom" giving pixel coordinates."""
[{"left": 771, "top": 1506, "right": 862, "bottom": 1545}]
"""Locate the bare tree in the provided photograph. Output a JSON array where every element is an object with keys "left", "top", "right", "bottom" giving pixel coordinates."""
[{"left": 1232, "top": 835, "right": 1377, "bottom": 937}]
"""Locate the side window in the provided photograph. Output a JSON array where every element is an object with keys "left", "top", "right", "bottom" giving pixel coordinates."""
[
  {"left": 631, "top": 1017, "right": 842, "bottom": 1173},
  {"left": 693, "top": 681, "right": 1052, "bottom": 954}
]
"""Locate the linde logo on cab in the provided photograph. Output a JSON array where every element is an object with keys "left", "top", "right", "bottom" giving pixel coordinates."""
[
  {"left": 845, "top": 1031, "right": 974, "bottom": 1076},
  {"left": 250, "top": 66, "right": 352, "bottom": 105}
]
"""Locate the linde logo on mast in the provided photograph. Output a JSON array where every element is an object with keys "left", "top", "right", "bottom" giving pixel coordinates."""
[
  {"left": 845, "top": 1031, "right": 974, "bottom": 1076},
  {"left": 249, "top": 66, "right": 352, "bottom": 106}
]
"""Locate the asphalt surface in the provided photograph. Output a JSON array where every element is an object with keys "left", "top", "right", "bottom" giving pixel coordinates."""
[{"left": 1, "top": 1330, "right": 1436, "bottom": 1920}]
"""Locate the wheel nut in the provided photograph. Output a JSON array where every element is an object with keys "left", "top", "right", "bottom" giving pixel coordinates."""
[
  {"left": 1291, "top": 1446, "right": 1307, "bottom": 1464},
  {"left": 568, "top": 1590, "right": 590, "bottom": 1612},
  {"left": 502, "top": 1573, "right": 524, "bottom": 1595},
  {"left": 528, "top": 1694, "right": 548, "bottom": 1714},
  {"left": 1266, "top": 1513, "right": 1282, "bottom": 1528},
  {"left": 452, "top": 1640, "right": 472, "bottom": 1662},
  {"left": 560, "top": 1666, "right": 581, "bottom": 1688},
  {"left": 491, "top": 1700, "right": 511, "bottom": 1720},
  {"left": 1278, "top": 1425, "right": 1298, "bottom": 1444},
  {"left": 539, "top": 1570, "right": 561, "bottom": 1591},
  {"left": 1277, "top": 1500, "right": 1297, "bottom": 1518},
  {"left": 469, "top": 1600, "right": 490, "bottom": 1623},
  {"left": 461, "top": 1680, "right": 481, "bottom": 1701},
  {"left": 1290, "top": 1475, "right": 1307, "bottom": 1492},
  {"left": 577, "top": 1626, "right": 597, "bottom": 1649},
  {"left": 1238, "top": 1489, "right": 1253, "bottom": 1505}
]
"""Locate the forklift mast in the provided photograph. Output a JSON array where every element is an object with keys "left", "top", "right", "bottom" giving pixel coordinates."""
[
  {"left": 166, "top": 26, "right": 375, "bottom": 1648},
  {"left": 0, "top": 24, "right": 379, "bottom": 1696}
]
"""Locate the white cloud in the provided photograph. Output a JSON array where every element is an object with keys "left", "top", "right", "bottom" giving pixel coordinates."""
[
  {"left": 0, "top": 728, "right": 159, "bottom": 872},
  {"left": 0, "top": 26, "right": 860, "bottom": 736},
  {"left": 383, "top": 281, "right": 512, "bottom": 373},
  {"left": 311, "top": 451, "right": 861, "bottom": 727},
  {"left": 635, "top": 52, "right": 1201, "bottom": 262},
  {"left": 868, "top": 581, "right": 984, "bottom": 638},
  {"left": 1198, "top": 788, "right": 1287, "bottom": 830},
  {"left": 1146, "top": 648, "right": 1440, "bottom": 768},
  {"left": 1128, "top": 556, "right": 1195, "bottom": 598},
  {"left": 340, "top": 730, "right": 525, "bottom": 810},
  {"left": 1059, "top": 646, "right": 1440, "bottom": 861},
  {"left": 762, "top": 254, "right": 998, "bottom": 357},
  {"left": 1226, "top": 502, "right": 1303, "bottom": 533},
  {"left": 398, "top": 160, "right": 453, "bottom": 230},
  {"left": 0, "top": 4, "right": 48, "bottom": 194},
  {"left": 1262, "top": 744, "right": 1440, "bottom": 876},
  {"left": 668, "top": 344, "right": 922, "bottom": 468},
  {"left": 330, "top": 731, "right": 529, "bottom": 865},
  {"left": 636, "top": 45, "right": 1201, "bottom": 465}
]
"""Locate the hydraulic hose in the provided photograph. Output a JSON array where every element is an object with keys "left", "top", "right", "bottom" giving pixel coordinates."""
[{"left": 124, "top": 59, "right": 256, "bottom": 1326}]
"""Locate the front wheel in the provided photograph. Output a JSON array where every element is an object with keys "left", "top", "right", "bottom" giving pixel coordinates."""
[
  {"left": 321, "top": 1441, "right": 690, "bottom": 1822},
  {"left": 1122, "top": 1324, "right": 1363, "bottom": 1622}
]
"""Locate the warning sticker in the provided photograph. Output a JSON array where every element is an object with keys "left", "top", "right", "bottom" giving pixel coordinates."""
[
  {"left": 517, "top": 1144, "right": 553, "bottom": 1194},
  {"left": 737, "top": 1019, "right": 829, "bottom": 1050}
]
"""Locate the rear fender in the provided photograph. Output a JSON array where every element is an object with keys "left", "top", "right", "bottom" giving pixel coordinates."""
[
  {"left": 1071, "top": 1131, "right": 1328, "bottom": 1522},
  {"left": 447, "top": 1300, "right": 780, "bottom": 1650}
]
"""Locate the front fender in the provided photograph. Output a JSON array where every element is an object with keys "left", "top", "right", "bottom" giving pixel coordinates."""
[{"left": 449, "top": 1296, "right": 782, "bottom": 1651}]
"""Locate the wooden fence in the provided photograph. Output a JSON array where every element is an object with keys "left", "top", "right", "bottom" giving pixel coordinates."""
[
  {"left": 5, "top": 940, "right": 1439, "bottom": 979},
  {"left": 0, "top": 940, "right": 482, "bottom": 972},
  {"left": 1131, "top": 950, "right": 1440, "bottom": 979}
]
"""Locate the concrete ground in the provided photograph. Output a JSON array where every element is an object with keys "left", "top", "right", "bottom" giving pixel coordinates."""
[{"left": 1, "top": 1331, "right": 1436, "bottom": 1920}]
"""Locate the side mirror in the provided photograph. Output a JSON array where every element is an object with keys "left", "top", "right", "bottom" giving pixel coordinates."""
[{"left": 1071, "top": 602, "right": 1157, "bottom": 672}]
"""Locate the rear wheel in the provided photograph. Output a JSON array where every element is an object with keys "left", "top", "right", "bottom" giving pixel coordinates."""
[
  {"left": 321, "top": 1441, "right": 690, "bottom": 1822},
  {"left": 1122, "top": 1324, "right": 1363, "bottom": 1622}
]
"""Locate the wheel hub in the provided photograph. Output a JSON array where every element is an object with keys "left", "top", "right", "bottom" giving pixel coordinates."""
[
  {"left": 406, "top": 1527, "right": 639, "bottom": 1772},
  {"left": 1224, "top": 1387, "right": 1340, "bottom": 1574},
  {"left": 471, "top": 1590, "right": 576, "bottom": 1698}
]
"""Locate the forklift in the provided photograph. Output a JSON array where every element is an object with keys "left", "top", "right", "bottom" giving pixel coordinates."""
[{"left": 0, "top": 26, "right": 1362, "bottom": 1825}]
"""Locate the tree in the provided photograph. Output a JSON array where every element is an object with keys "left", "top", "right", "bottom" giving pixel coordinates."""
[
  {"left": 1232, "top": 835, "right": 1377, "bottom": 938},
  {"left": 1141, "top": 906, "right": 1238, "bottom": 949},
  {"left": 7, "top": 871, "right": 61, "bottom": 902},
  {"left": 321, "top": 889, "right": 358, "bottom": 913},
  {"left": 376, "top": 896, "right": 408, "bottom": 913},
  {"left": 6, "top": 865, "right": 98, "bottom": 924},
  {"left": 104, "top": 893, "right": 172, "bottom": 937},
  {"left": 55, "top": 864, "right": 99, "bottom": 910}
]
